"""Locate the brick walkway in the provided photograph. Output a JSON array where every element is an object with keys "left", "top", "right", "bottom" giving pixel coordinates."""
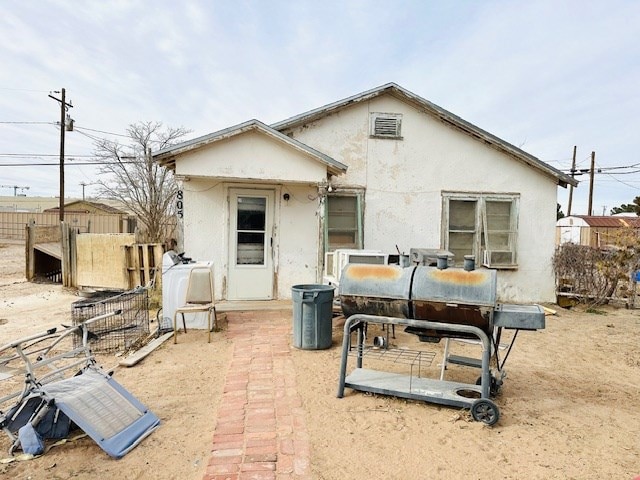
[{"left": 203, "top": 311, "right": 312, "bottom": 480}]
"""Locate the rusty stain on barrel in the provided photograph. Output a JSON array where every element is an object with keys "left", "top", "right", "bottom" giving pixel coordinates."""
[
  {"left": 427, "top": 268, "right": 488, "bottom": 286},
  {"left": 343, "top": 264, "right": 403, "bottom": 281}
]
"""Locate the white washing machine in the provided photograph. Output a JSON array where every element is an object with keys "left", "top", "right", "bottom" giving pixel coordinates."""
[{"left": 161, "top": 254, "right": 214, "bottom": 330}]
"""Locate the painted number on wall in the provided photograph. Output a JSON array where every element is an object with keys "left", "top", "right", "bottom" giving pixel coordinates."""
[{"left": 177, "top": 190, "right": 184, "bottom": 218}]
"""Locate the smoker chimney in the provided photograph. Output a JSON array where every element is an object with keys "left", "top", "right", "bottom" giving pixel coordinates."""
[
  {"left": 463, "top": 255, "right": 476, "bottom": 271},
  {"left": 436, "top": 254, "right": 448, "bottom": 270}
]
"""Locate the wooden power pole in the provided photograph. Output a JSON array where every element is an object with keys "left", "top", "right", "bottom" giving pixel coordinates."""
[
  {"left": 587, "top": 151, "right": 596, "bottom": 216},
  {"left": 48, "top": 88, "right": 73, "bottom": 222},
  {"left": 567, "top": 145, "right": 577, "bottom": 216}
]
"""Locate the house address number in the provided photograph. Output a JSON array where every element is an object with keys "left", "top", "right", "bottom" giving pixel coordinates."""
[{"left": 177, "top": 190, "right": 183, "bottom": 218}]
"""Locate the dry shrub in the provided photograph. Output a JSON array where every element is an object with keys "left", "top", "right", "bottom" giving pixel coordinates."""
[{"left": 553, "top": 227, "right": 640, "bottom": 306}]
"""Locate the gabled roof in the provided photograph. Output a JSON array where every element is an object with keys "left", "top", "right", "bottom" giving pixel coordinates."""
[
  {"left": 44, "top": 200, "right": 126, "bottom": 214},
  {"left": 271, "top": 82, "right": 577, "bottom": 188},
  {"left": 571, "top": 215, "right": 640, "bottom": 228},
  {"left": 153, "top": 119, "right": 347, "bottom": 177}
]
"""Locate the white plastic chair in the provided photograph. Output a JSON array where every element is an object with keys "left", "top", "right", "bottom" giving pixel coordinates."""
[{"left": 173, "top": 266, "right": 216, "bottom": 343}]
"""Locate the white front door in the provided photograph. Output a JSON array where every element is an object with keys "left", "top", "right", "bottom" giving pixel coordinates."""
[{"left": 228, "top": 188, "right": 275, "bottom": 300}]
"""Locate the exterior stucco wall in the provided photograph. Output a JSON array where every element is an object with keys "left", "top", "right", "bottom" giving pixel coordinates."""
[
  {"left": 285, "top": 94, "right": 560, "bottom": 303},
  {"left": 276, "top": 184, "right": 322, "bottom": 297},
  {"left": 181, "top": 178, "right": 320, "bottom": 300},
  {"left": 176, "top": 130, "right": 328, "bottom": 183},
  {"left": 180, "top": 179, "right": 226, "bottom": 299}
]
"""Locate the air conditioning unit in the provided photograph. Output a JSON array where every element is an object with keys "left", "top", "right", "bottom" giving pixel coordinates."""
[
  {"left": 483, "top": 250, "right": 515, "bottom": 267},
  {"left": 323, "top": 249, "right": 388, "bottom": 286},
  {"left": 409, "top": 248, "right": 454, "bottom": 266},
  {"left": 324, "top": 251, "right": 336, "bottom": 279}
]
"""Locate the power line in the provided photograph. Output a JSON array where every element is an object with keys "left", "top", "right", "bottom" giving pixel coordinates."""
[
  {"left": 75, "top": 129, "right": 104, "bottom": 142},
  {"left": 74, "top": 126, "right": 129, "bottom": 138},
  {"left": 0, "top": 160, "right": 137, "bottom": 166},
  {"left": 603, "top": 173, "right": 640, "bottom": 190},
  {"left": 0, "top": 121, "right": 56, "bottom": 125},
  {"left": 0, "top": 87, "right": 50, "bottom": 93},
  {"left": 0, "top": 153, "right": 95, "bottom": 157}
]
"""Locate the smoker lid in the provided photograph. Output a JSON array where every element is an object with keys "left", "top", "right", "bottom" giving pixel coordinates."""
[
  {"left": 338, "top": 264, "right": 413, "bottom": 300},
  {"left": 411, "top": 266, "right": 497, "bottom": 307}
]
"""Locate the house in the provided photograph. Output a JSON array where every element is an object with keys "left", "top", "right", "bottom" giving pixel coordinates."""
[
  {"left": 556, "top": 215, "right": 640, "bottom": 247},
  {"left": 43, "top": 200, "right": 127, "bottom": 215},
  {"left": 153, "top": 83, "right": 576, "bottom": 303}
]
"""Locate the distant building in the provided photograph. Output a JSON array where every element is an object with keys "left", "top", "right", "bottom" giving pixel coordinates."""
[
  {"left": 556, "top": 215, "right": 640, "bottom": 246},
  {"left": 43, "top": 200, "right": 127, "bottom": 215},
  {"left": 0, "top": 196, "right": 74, "bottom": 213}
]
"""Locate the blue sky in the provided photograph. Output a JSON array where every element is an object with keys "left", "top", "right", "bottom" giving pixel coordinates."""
[{"left": 1, "top": 0, "right": 638, "bottom": 215}]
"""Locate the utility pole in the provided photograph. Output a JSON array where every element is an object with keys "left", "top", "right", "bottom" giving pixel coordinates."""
[
  {"left": 48, "top": 88, "right": 73, "bottom": 222},
  {"left": 567, "top": 145, "right": 577, "bottom": 216},
  {"left": 80, "top": 182, "right": 89, "bottom": 200},
  {"left": 587, "top": 151, "right": 596, "bottom": 216}
]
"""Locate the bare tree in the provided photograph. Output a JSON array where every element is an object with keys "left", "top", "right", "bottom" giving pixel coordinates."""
[{"left": 93, "top": 121, "right": 190, "bottom": 242}]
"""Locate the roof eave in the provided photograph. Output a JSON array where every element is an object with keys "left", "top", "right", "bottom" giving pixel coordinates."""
[
  {"left": 271, "top": 82, "right": 577, "bottom": 188},
  {"left": 152, "top": 119, "right": 347, "bottom": 176}
]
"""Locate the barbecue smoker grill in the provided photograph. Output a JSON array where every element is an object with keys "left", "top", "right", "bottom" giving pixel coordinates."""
[{"left": 336, "top": 261, "right": 545, "bottom": 425}]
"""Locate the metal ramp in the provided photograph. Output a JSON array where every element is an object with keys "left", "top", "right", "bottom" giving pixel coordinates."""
[
  {"left": 34, "top": 241, "right": 62, "bottom": 260},
  {"left": 39, "top": 369, "right": 160, "bottom": 458}
]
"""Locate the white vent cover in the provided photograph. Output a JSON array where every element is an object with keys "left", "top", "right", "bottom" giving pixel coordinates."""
[{"left": 371, "top": 113, "right": 402, "bottom": 138}]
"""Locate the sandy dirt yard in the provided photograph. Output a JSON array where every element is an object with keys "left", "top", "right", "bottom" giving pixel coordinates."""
[{"left": 0, "top": 241, "right": 639, "bottom": 479}]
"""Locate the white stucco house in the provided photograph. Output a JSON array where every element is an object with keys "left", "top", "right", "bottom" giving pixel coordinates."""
[{"left": 153, "top": 83, "right": 576, "bottom": 303}]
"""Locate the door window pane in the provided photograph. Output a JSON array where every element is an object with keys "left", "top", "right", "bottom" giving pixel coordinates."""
[
  {"left": 236, "top": 196, "right": 266, "bottom": 265},
  {"left": 237, "top": 197, "right": 266, "bottom": 230}
]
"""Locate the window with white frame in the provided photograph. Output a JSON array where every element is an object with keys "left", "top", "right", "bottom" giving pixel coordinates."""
[
  {"left": 442, "top": 192, "right": 519, "bottom": 268},
  {"left": 370, "top": 112, "right": 402, "bottom": 139},
  {"left": 325, "top": 194, "right": 363, "bottom": 251}
]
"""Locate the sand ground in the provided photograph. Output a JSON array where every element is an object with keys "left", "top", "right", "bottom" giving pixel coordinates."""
[{"left": 0, "top": 241, "right": 639, "bottom": 479}]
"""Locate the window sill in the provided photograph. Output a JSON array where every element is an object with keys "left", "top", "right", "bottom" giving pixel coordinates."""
[
  {"left": 369, "top": 135, "right": 403, "bottom": 140},
  {"left": 482, "top": 263, "right": 518, "bottom": 270}
]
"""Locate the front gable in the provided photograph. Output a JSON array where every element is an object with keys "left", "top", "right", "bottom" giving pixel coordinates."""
[
  {"left": 153, "top": 120, "right": 347, "bottom": 184},
  {"left": 176, "top": 129, "right": 329, "bottom": 183}
]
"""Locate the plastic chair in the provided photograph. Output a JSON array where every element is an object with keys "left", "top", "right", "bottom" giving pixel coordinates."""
[{"left": 173, "top": 266, "right": 216, "bottom": 344}]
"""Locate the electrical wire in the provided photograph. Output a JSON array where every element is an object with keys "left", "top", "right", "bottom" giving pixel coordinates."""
[
  {"left": 74, "top": 126, "right": 129, "bottom": 138},
  {"left": 0, "top": 161, "right": 137, "bottom": 166},
  {"left": 0, "top": 153, "right": 95, "bottom": 157},
  {"left": 0, "top": 87, "right": 50, "bottom": 93},
  {"left": 602, "top": 173, "right": 640, "bottom": 190},
  {"left": 0, "top": 121, "right": 56, "bottom": 125}
]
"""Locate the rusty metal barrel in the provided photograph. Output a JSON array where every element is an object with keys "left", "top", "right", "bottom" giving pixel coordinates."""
[
  {"left": 339, "top": 264, "right": 413, "bottom": 319},
  {"left": 411, "top": 266, "right": 497, "bottom": 336},
  {"left": 338, "top": 263, "right": 498, "bottom": 337}
]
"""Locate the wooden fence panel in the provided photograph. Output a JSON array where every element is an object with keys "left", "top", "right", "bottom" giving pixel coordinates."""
[
  {"left": 76, "top": 234, "right": 135, "bottom": 289},
  {"left": 0, "top": 212, "right": 125, "bottom": 240}
]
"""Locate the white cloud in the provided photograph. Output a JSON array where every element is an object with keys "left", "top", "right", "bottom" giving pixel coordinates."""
[{"left": 0, "top": 0, "right": 638, "bottom": 211}]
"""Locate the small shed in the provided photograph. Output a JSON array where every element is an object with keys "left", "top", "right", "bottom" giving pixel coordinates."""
[
  {"left": 44, "top": 200, "right": 127, "bottom": 215},
  {"left": 556, "top": 215, "right": 640, "bottom": 247}
]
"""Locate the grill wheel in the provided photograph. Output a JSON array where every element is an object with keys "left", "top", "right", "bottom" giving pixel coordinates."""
[{"left": 471, "top": 399, "right": 500, "bottom": 426}]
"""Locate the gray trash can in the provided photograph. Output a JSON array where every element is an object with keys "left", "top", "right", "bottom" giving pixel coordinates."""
[{"left": 291, "top": 284, "right": 335, "bottom": 350}]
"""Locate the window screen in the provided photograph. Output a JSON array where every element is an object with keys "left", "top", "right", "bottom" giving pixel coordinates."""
[
  {"left": 443, "top": 193, "right": 519, "bottom": 268},
  {"left": 326, "top": 195, "right": 361, "bottom": 251}
]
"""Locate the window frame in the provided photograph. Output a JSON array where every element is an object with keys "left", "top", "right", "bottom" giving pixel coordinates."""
[
  {"left": 441, "top": 192, "right": 520, "bottom": 269},
  {"left": 324, "top": 192, "right": 364, "bottom": 252}
]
